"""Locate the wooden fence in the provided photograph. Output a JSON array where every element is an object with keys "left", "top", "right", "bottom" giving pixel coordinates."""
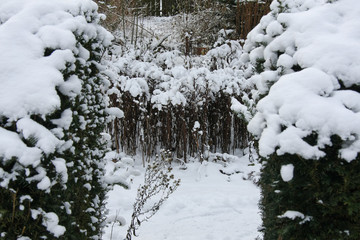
[{"left": 235, "top": 0, "right": 272, "bottom": 39}]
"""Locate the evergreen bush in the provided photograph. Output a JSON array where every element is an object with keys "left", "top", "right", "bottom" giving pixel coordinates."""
[
  {"left": 0, "top": 0, "right": 113, "bottom": 238},
  {"left": 260, "top": 138, "right": 360, "bottom": 239},
  {"left": 242, "top": 0, "right": 360, "bottom": 239}
]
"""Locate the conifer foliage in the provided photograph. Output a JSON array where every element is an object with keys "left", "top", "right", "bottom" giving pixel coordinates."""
[
  {"left": 0, "top": 0, "right": 113, "bottom": 238},
  {"left": 242, "top": 0, "right": 360, "bottom": 239}
]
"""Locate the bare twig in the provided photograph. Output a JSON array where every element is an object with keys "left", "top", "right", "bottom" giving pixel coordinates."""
[{"left": 125, "top": 150, "right": 180, "bottom": 240}]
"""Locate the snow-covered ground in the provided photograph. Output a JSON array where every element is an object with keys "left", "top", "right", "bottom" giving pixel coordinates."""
[{"left": 103, "top": 153, "right": 262, "bottom": 240}]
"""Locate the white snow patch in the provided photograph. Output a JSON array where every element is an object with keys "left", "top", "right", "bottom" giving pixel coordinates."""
[
  {"left": 280, "top": 164, "right": 294, "bottom": 182},
  {"left": 193, "top": 121, "right": 200, "bottom": 130},
  {"left": 103, "top": 153, "right": 262, "bottom": 240},
  {"left": 52, "top": 158, "right": 68, "bottom": 183},
  {"left": 17, "top": 237, "right": 31, "bottom": 240},
  {"left": 17, "top": 117, "right": 63, "bottom": 155},
  {"left": 231, "top": 97, "right": 252, "bottom": 122},
  {"left": 0, "top": 127, "right": 42, "bottom": 169},
  {"left": 51, "top": 109, "right": 73, "bottom": 130},
  {"left": 42, "top": 212, "right": 66, "bottom": 237},
  {"left": 278, "top": 210, "right": 312, "bottom": 224},
  {"left": 105, "top": 107, "right": 124, "bottom": 118},
  {"left": 37, "top": 176, "right": 51, "bottom": 190},
  {"left": 58, "top": 75, "right": 82, "bottom": 98},
  {"left": 278, "top": 210, "right": 304, "bottom": 220}
]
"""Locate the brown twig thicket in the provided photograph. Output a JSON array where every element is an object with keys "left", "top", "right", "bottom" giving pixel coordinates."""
[
  {"left": 111, "top": 93, "right": 248, "bottom": 162},
  {"left": 108, "top": 87, "right": 249, "bottom": 163},
  {"left": 105, "top": 45, "right": 249, "bottom": 163}
]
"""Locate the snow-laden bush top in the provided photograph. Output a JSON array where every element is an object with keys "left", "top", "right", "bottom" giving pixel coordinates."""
[
  {"left": 0, "top": 0, "right": 112, "bottom": 238},
  {"left": 245, "top": 0, "right": 360, "bottom": 161},
  {"left": 0, "top": 0, "right": 112, "bottom": 168},
  {"left": 104, "top": 41, "right": 246, "bottom": 111},
  {"left": 0, "top": 0, "right": 111, "bottom": 120}
]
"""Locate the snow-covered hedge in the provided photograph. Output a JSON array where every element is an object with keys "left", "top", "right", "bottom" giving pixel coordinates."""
[
  {"left": 104, "top": 42, "right": 250, "bottom": 160},
  {"left": 242, "top": 0, "right": 360, "bottom": 238},
  {"left": 246, "top": 0, "right": 360, "bottom": 160},
  {"left": 0, "top": 0, "right": 113, "bottom": 238}
]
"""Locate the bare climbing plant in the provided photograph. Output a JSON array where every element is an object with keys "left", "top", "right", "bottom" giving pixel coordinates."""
[{"left": 125, "top": 150, "right": 181, "bottom": 240}]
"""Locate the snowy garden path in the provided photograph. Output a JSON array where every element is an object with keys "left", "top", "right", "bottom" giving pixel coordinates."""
[
  {"left": 103, "top": 156, "right": 262, "bottom": 240},
  {"left": 100, "top": 15, "right": 262, "bottom": 240}
]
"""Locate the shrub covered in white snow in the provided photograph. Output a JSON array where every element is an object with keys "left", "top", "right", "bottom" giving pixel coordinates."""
[
  {"left": 242, "top": 0, "right": 360, "bottom": 239},
  {"left": 104, "top": 42, "right": 250, "bottom": 161},
  {"left": 0, "top": 0, "right": 113, "bottom": 238}
]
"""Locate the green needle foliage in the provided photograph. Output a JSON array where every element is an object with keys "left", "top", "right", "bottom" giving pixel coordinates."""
[{"left": 260, "top": 136, "right": 360, "bottom": 239}]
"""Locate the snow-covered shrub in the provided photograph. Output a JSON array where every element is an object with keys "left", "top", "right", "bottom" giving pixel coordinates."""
[
  {"left": 207, "top": 39, "right": 243, "bottom": 70},
  {"left": 243, "top": 0, "right": 360, "bottom": 238},
  {"left": 0, "top": 0, "right": 113, "bottom": 238},
  {"left": 104, "top": 44, "right": 250, "bottom": 162}
]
